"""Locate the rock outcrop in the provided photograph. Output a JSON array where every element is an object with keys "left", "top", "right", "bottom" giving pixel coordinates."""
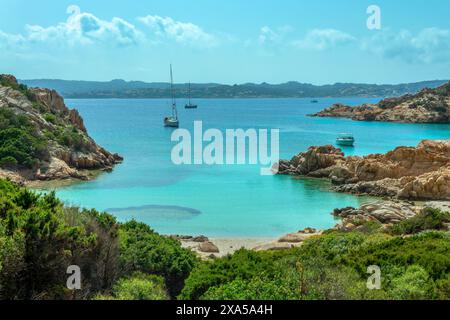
[
  {"left": 332, "top": 201, "right": 421, "bottom": 231},
  {"left": 254, "top": 228, "right": 323, "bottom": 251},
  {"left": 278, "top": 140, "right": 450, "bottom": 200},
  {"left": 0, "top": 74, "right": 122, "bottom": 183},
  {"left": 311, "top": 82, "right": 450, "bottom": 123}
]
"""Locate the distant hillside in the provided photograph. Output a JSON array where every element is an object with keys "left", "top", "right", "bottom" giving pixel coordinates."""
[
  {"left": 20, "top": 79, "right": 449, "bottom": 99},
  {"left": 312, "top": 81, "right": 450, "bottom": 123}
]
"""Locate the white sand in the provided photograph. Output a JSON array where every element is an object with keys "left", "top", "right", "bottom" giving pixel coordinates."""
[{"left": 180, "top": 237, "right": 276, "bottom": 257}]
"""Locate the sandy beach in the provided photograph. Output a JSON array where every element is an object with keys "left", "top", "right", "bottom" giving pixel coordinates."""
[{"left": 180, "top": 237, "right": 276, "bottom": 257}]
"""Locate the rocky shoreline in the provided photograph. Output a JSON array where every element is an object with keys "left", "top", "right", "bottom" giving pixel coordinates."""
[
  {"left": 177, "top": 199, "right": 450, "bottom": 257},
  {"left": 277, "top": 140, "right": 450, "bottom": 201},
  {"left": 310, "top": 81, "right": 450, "bottom": 123},
  {"left": 0, "top": 74, "right": 122, "bottom": 184}
]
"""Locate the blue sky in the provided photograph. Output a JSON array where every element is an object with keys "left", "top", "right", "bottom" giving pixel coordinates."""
[{"left": 1, "top": 0, "right": 450, "bottom": 84}]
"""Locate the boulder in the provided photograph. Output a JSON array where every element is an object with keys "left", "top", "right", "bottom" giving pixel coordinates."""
[
  {"left": 332, "top": 200, "right": 421, "bottom": 231},
  {"left": 198, "top": 241, "right": 219, "bottom": 253},
  {"left": 278, "top": 228, "right": 322, "bottom": 243},
  {"left": 192, "top": 235, "right": 209, "bottom": 242}
]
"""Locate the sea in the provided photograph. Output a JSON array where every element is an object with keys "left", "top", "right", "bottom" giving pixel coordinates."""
[{"left": 45, "top": 98, "right": 450, "bottom": 237}]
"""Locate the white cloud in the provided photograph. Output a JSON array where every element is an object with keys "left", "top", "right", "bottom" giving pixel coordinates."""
[
  {"left": 0, "top": 31, "right": 25, "bottom": 49},
  {"left": 24, "top": 5, "right": 143, "bottom": 46},
  {"left": 364, "top": 28, "right": 450, "bottom": 64},
  {"left": 292, "top": 28, "right": 356, "bottom": 51},
  {"left": 258, "top": 26, "right": 292, "bottom": 45},
  {"left": 138, "top": 15, "right": 217, "bottom": 47}
]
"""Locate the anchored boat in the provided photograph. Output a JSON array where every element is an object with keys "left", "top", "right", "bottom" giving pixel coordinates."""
[
  {"left": 185, "top": 82, "right": 197, "bottom": 109},
  {"left": 336, "top": 133, "right": 355, "bottom": 146},
  {"left": 164, "top": 64, "right": 179, "bottom": 128}
]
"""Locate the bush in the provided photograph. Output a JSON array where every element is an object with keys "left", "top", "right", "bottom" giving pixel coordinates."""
[
  {"left": 0, "top": 156, "right": 18, "bottom": 167},
  {"left": 44, "top": 113, "right": 57, "bottom": 124},
  {"left": 0, "top": 109, "right": 48, "bottom": 169},
  {"left": 389, "top": 265, "right": 435, "bottom": 300},
  {"left": 435, "top": 275, "right": 450, "bottom": 300},
  {"left": 343, "top": 231, "right": 450, "bottom": 281},
  {"left": 56, "top": 127, "right": 87, "bottom": 151},
  {"left": 179, "top": 249, "right": 278, "bottom": 300},
  {"left": 0, "top": 180, "right": 119, "bottom": 299},
  {"left": 202, "top": 277, "right": 291, "bottom": 300},
  {"left": 95, "top": 273, "right": 168, "bottom": 300},
  {"left": 119, "top": 221, "right": 198, "bottom": 298},
  {"left": 389, "top": 208, "right": 450, "bottom": 235}
]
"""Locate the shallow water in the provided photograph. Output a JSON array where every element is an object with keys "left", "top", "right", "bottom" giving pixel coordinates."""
[{"left": 47, "top": 98, "right": 450, "bottom": 237}]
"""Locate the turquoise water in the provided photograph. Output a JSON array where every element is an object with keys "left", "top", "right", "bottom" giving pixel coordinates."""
[{"left": 49, "top": 98, "right": 450, "bottom": 237}]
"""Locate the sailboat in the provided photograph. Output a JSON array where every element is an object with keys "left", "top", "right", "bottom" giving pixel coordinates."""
[
  {"left": 185, "top": 82, "right": 197, "bottom": 109},
  {"left": 164, "top": 64, "right": 179, "bottom": 128}
]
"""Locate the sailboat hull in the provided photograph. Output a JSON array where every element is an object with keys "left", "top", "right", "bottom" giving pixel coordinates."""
[
  {"left": 164, "top": 117, "right": 179, "bottom": 127},
  {"left": 185, "top": 104, "right": 197, "bottom": 109}
]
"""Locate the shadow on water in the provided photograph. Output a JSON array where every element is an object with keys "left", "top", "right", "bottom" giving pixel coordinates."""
[{"left": 105, "top": 204, "right": 202, "bottom": 221}]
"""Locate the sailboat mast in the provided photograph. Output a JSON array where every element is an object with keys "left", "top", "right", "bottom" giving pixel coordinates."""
[
  {"left": 188, "top": 82, "right": 191, "bottom": 105},
  {"left": 170, "top": 64, "right": 177, "bottom": 118}
]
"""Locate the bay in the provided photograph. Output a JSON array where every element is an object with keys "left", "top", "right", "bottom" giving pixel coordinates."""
[{"left": 48, "top": 98, "right": 450, "bottom": 237}]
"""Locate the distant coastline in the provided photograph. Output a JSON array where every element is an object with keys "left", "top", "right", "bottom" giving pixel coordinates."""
[{"left": 20, "top": 79, "right": 448, "bottom": 99}]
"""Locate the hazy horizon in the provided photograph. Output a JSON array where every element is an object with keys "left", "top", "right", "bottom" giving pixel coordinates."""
[{"left": 18, "top": 77, "right": 450, "bottom": 87}]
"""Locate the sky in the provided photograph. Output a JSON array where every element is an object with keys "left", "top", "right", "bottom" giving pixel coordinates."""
[{"left": 1, "top": 0, "right": 450, "bottom": 84}]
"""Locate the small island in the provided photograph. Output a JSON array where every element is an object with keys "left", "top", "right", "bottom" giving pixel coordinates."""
[{"left": 311, "top": 81, "right": 450, "bottom": 123}]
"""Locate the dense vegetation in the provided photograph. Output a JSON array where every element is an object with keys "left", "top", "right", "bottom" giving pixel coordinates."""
[
  {"left": 0, "top": 179, "right": 197, "bottom": 299},
  {"left": 0, "top": 108, "right": 48, "bottom": 169},
  {"left": 0, "top": 179, "right": 448, "bottom": 300},
  {"left": 181, "top": 225, "right": 449, "bottom": 300},
  {"left": 379, "top": 82, "right": 450, "bottom": 112}
]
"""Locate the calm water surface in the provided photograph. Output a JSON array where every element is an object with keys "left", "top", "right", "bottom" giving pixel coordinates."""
[{"left": 48, "top": 98, "right": 450, "bottom": 237}]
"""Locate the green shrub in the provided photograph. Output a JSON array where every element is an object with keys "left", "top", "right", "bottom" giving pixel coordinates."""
[
  {"left": 95, "top": 272, "right": 168, "bottom": 300},
  {"left": 0, "top": 156, "right": 18, "bottom": 167},
  {"left": 55, "top": 127, "right": 87, "bottom": 151},
  {"left": 343, "top": 231, "right": 450, "bottom": 281},
  {"left": 0, "top": 180, "right": 119, "bottom": 299},
  {"left": 44, "top": 113, "right": 57, "bottom": 124},
  {"left": 389, "top": 208, "right": 450, "bottom": 235},
  {"left": 180, "top": 249, "right": 284, "bottom": 300},
  {"left": 0, "top": 109, "right": 48, "bottom": 169},
  {"left": 435, "top": 275, "right": 450, "bottom": 300},
  {"left": 119, "top": 220, "right": 198, "bottom": 298},
  {"left": 298, "top": 231, "right": 366, "bottom": 264},
  {"left": 202, "top": 277, "right": 291, "bottom": 300},
  {"left": 389, "top": 265, "right": 435, "bottom": 300}
]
